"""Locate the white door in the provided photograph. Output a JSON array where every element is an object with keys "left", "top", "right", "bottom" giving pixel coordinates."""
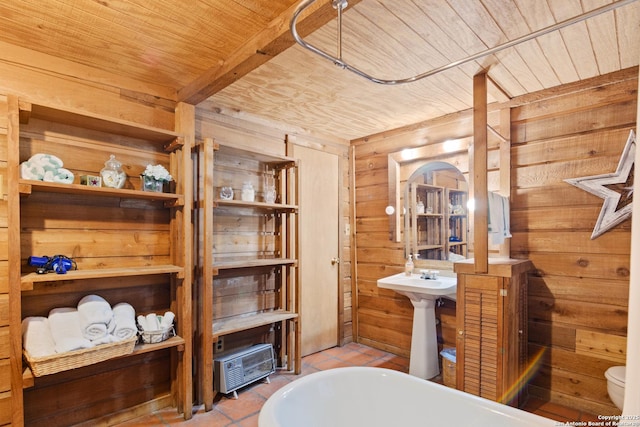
[{"left": 293, "top": 145, "right": 340, "bottom": 356}]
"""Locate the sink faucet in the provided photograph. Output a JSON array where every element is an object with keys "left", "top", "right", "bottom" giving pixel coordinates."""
[{"left": 420, "top": 270, "right": 439, "bottom": 280}]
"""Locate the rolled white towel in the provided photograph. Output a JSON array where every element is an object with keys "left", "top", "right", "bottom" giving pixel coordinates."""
[
  {"left": 137, "top": 315, "right": 148, "bottom": 331},
  {"left": 77, "top": 294, "right": 113, "bottom": 340},
  {"left": 22, "top": 316, "right": 56, "bottom": 357},
  {"left": 48, "top": 308, "right": 94, "bottom": 353},
  {"left": 160, "top": 311, "right": 175, "bottom": 329},
  {"left": 91, "top": 335, "right": 115, "bottom": 345},
  {"left": 145, "top": 313, "right": 160, "bottom": 331},
  {"left": 112, "top": 303, "right": 137, "bottom": 340}
]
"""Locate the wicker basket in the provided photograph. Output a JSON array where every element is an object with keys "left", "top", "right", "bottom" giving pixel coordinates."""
[
  {"left": 139, "top": 326, "right": 174, "bottom": 344},
  {"left": 24, "top": 337, "right": 137, "bottom": 377}
]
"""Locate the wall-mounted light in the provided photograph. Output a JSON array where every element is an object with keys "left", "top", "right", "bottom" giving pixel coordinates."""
[
  {"left": 467, "top": 198, "right": 475, "bottom": 212},
  {"left": 443, "top": 139, "right": 460, "bottom": 153},
  {"left": 400, "top": 148, "right": 417, "bottom": 161}
]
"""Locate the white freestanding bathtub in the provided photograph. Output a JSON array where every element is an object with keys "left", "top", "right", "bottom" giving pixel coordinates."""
[{"left": 259, "top": 367, "right": 556, "bottom": 427}]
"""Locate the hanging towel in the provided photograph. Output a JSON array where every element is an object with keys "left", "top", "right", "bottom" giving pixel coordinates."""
[
  {"left": 48, "top": 308, "right": 94, "bottom": 353},
  {"left": 22, "top": 316, "right": 57, "bottom": 357},
  {"left": 112, "top": 302, "right": 138, "bottom": 340},
  {"left": 488, "top": 192, "right": 512, "bottom": 245},
  {"left": 77, "top": 294, "right": 114, "bottom": 341}
]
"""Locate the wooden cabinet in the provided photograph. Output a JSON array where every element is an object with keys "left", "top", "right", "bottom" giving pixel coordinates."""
[
  {"left": 454, "top": 258, "right": 533, "bottom": 407},
  {"left": 8, "top": 101, "right": 193, "bottom": 424},
  {"left": 195, "top": 139, "right": 300, "bottom": 410}
]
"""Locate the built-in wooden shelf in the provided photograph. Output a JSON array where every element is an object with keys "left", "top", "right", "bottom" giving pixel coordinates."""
[
  {"left": 416, "top": 244, "right": 445, "bottom": 251},
  {"left": 21, "top": 265, "right": 184, "bottom": 290},
  {"left": 19, "top": 180, "right": 184, "bottom": 206},
  {"left": 214, "top": 143, "right": 297, "bottom": 166},
  {"left": 22, "top": 335, "right": 186, "bottom": 389},
  {"left": 134, "top": 335, "right": 185, "bottom": 354},
  {"left": 213, "top": 258, "right": 297, "bottom": 272},
  {"left": 214, "top": 199, "right": 298, "bottom": 212},
  {"left": 19, "top": 102, "right": 182, "bottom": 150},
  {"left": 212, "top": 311, "right": 298, "bottom": 337}
]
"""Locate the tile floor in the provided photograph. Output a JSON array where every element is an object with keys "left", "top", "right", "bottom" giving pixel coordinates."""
[{"left": 117, "top": 342, "right": 600, "bottom": 426}]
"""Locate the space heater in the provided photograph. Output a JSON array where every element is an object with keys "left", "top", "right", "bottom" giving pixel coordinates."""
[{"left": 214, "top": 343, "right": 275, "bottom": 395}]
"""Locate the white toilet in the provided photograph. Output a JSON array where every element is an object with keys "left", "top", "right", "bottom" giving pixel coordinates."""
[{"left": 605, "top": 366, "right": 626, "bottom": 410}]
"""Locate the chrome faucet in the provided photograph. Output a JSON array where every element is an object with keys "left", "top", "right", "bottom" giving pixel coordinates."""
[{"left": 420, "top": 270, "right": 439, "bottom": 280}]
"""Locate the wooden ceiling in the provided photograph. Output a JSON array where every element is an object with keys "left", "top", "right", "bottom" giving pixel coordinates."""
[{"left": 1, "top": 0, "right": 638, "bottom": 140}]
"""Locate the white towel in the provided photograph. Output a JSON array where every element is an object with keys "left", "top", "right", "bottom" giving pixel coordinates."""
[
  {"left": 137, "top": 315, "right": 148, "bottom": 331},
  {"left": 112, "top": 303, "right": 138, "bottom": 340},
  {"left": 145, "top": 313, "right": 160, "bottom": 331},
  {"left": 22, "top": 316, "right": 57, "bottom": 357},
  {"left": 488, "top": 192, "right": 512, "bottom": 245},
  {"left": 77, "top": 294, "right": 113, "bottom": 341},
  {"left": 48, "top": 308, "right": 94, "bottom": 353},
  {"left": 160, "top": 311, "right": 175, "bottom": 329}
]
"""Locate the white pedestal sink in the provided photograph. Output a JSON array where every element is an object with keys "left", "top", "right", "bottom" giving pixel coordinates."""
[{"left": 377, "top": 272, "right": 457, "bottom": 380}]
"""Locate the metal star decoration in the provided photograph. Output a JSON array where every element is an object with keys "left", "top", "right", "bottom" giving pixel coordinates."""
[{"left": 564, "top": 129, "right": 635, "bottom": 239}]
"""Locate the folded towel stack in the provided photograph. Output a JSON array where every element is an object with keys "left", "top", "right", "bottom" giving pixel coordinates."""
[
  {"left": 21, "top": 294, "right": 140, "bottom": 356},
  {"left": 20, "top": 153, "right": 74, "bottom": 184}
]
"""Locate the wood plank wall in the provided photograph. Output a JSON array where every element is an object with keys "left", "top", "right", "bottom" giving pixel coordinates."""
[
  {"left": 352, "top": 67, "right": 637, "bottom": 415},
  {"left": 0, "top": 95, "right": 13, "bottom": 425},
  {"left": 511, "top": 67, "right": 636, "bottom": 415}
]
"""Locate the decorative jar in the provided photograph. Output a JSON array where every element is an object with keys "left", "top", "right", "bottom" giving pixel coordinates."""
[
  {"left": 241, "top": 182, "right": 255, "bottom": 202},
  {"left": 264, "top": 186, "right": 277, "bottom": 204},
  {"left": 220, "top": 186, "right": 234, "bottom": 200},
  {"left": 100, "top": 155, "right": 126, "bottom": 189}
]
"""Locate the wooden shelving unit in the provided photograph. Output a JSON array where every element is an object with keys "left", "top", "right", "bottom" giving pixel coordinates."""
[
  {"left": 8, "top": 100, "right": 193, "bottom": 424},
  {"left": 195, "top": 138, "right": 300, "bottom": 411},
  {"left": 446, "top": 188, "right": 468, "bottom": 258},
  {"left": 408, "top": 183, "right": 468, "bottom": 261},
  {"left": 410, "top": 183, "right": 446, "bottom": 260}
]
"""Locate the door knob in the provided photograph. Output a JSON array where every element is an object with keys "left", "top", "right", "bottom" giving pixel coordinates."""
[{"left": 331, "top": 257, "right": 340, "bottom": 265}]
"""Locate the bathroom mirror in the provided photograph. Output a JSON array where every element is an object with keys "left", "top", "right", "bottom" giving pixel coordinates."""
[
  {"left": 387, "top": 137, "right": 472, "bottom": 267},
  {"left": 403, "top": 162, "right": 469, "bottom": 262}
]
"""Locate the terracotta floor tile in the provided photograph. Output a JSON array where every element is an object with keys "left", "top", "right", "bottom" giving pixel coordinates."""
[
  {"left": 236, "top": 411, "right": 260, "bottom": 427},
  {"left": 252, "top": 373, "right": 294, "bottom": 399},
  {"left": 311, "top": 357, "right": 353, "bottom": 371},
  {"left": 214, "top": 390, "right": 266, "bottom": 421}
]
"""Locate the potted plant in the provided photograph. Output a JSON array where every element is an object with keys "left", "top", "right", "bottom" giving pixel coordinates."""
[{"left": 141, "top": 164, "right": 173, "bottom": 192}]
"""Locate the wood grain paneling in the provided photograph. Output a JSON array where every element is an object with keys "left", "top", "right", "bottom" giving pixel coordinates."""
[{"left": 353, "top": 68, "right": 636, "bottom": 415}]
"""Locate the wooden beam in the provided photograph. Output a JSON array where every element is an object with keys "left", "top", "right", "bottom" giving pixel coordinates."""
[
  {"left": 7, "top": 95, "right": 25, "bottom": 426},
  {"left": 179, "top": 0, "right": 362, "bottom": 105},
  {"left": 473, "top": 72, "right": 488, "bottom": 274},
  {"left": 499, "top": 107, "right": 511, "bottom": 257}
]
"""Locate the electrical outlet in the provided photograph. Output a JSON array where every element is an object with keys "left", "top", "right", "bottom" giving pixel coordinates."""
[{"left": 216, "top": 337, "right": 224, "bottom": 352}]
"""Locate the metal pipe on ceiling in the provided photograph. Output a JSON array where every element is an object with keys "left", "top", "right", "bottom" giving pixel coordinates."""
[{"left": 290, "top": 0, "right": 638, "bottom": 85}]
